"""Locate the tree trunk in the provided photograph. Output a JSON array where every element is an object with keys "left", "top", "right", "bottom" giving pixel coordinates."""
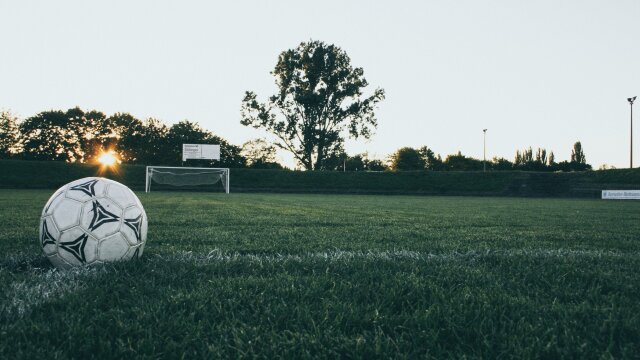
[{"left": 314, "top": 144, "right": 325, "bottom": 171}]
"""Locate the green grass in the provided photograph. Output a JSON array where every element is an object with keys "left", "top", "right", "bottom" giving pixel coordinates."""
[{"left": 1, "top": 190, "right": 639, "bottom": 358}]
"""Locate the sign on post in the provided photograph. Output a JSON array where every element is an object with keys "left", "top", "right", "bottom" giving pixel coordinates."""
[
  {"left": 602, "top": 190, "right": 640, "bottom": 200},
  {"left": 182, "top": 144, "right": 220, "bottom": 162}
]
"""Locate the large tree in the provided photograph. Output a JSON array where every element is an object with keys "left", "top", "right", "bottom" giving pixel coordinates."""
[{"left": 241, "top": 40, "right": 385, "bottom": 170}]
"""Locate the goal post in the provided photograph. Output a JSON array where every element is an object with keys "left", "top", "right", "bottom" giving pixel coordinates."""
[{"left": 145, "top": 166, "right": 230, "bottom": 193}]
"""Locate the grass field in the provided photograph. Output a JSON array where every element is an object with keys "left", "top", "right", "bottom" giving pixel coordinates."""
[{"left": 1, "top": 190, "right": 640, "bottom": 358}]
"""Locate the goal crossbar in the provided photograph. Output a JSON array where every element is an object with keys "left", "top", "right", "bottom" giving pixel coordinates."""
[{"left": 145, "top": 166, "right": 230, "bottom": 193}]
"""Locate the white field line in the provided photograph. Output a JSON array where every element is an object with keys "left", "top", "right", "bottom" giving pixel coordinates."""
[
  {"left": 1, "top": 265, "right": 108, "bottom": 319},
  {"left": 158, "top": 248, "right": 640, "bottom": 264}
]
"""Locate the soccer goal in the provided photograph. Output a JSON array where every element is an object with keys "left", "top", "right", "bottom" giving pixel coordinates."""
[{"left": 145, "top": 166, "right": 230, "bottom": 193}]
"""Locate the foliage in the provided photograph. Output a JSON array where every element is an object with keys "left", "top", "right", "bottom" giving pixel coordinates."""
[
  {"left": 12, "top": 107, "right": 246, "bottom": 167},
  {"left": 512, "top": 143, "right": 591, "bottom": 172},
  {"left": 320, "top": 151, "right": 387, "bottom": 172},
  {"left": 492, "top": 157, "right": 514, "bottom": 170},
  {"left": 117, "top": 115, "right": 168, "bottom": 164},
  {"left": 241, "top": 40, "right": 385, "bottom": 170},
  {"left": 364, "top": 158, "right": 387, "bottom": 171},
  {"left": 344, "top": 154, "right": 365, "bottom": 171},
  {"left": 19, "top": 108, "right": 85, "bottom": 162},
  {"left": 417, "top": 146, "right": 444, "bottom": 170},
  {"left": 3, "top": 103, "right": 594, "bottom": 173},
  {"left": 241, "top": 138, "right": 283, "bottom": 169},
  {"left": 390, "top": 147, "right": 425, "bottom": 171},
  {"left": 0, "top": 110, "right": 20, "bottom": 158},
  {"left": 567, "top": 141, "right": 591, "bottom": 171},
  {"left": 571, "top": 141, "right": 586, "bottom": 164},
  {"left": 443, "top": 151, "right": 484, "bottom": 171},
  {"left": 514, "top": 147, "right": 552, "bottom": 171}
]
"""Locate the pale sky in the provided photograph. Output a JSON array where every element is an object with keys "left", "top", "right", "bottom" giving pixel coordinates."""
[{"left": 1, "top": 0, "right": 639, "bottom": 169}]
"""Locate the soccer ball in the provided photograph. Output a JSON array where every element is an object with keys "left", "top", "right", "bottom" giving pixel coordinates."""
[{"left": 40, "top": 177, "right": 148, "bottom": 269}]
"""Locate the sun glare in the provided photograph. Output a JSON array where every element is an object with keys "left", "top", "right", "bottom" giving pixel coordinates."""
[{"left": 98, "top": 151, "right": 118, "bottom": 167}]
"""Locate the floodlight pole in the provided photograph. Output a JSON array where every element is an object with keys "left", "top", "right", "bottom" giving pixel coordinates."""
[
  {"left": 629, "top": 96, "right": 637, "bottom": 168},
  {"left": 483, "top": 129, "right": 487, "bottom": 172}
]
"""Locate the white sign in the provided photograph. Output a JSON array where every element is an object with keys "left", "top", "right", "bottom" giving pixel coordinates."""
[
  {"left": 182, "top": 144, "right": 220, "bottom": 161},
  {"left": 602, "top": 190, "right": 640, "bottom": 200}
]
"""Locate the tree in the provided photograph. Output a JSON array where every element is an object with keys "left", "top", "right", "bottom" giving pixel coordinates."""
[
  {"left": 0, "top": 110, "right": 20, "bottom": 158},
  {"left": 364, "top": 158, "right": 387, "bottom": 171},
  {"left": 20, "top": 109, "right": 85, "bottom": 162},
  {"left": 492, "top": 157, "right": 514, "bottom": 170},
  {"left": 107, "top": 113, "right": 145, "bottom": 163},
  {"left": 345, "top": 154, "right": 366, "bottom": 171},
  {"left": 418, "top": 146, "right": 444, "bottom": 170},
  {"left": 569, "top": 141, "right": 591, "bottom": 171},
  {"left": 77, "top": 110, "right": 112, "bottom": 163},
  {"left": 548, "top": 152, "right": 555, "bottom": 167},
  {"left": 535, "top": 148, "right": 547, "bottom": 166},
  {"left": 241, "top": 40, "right": 385, "bottom": 170},
  {"left": 119, "top": 117, "right": 170, "bottom": 164},
  {"left": 570, "top": 141, "right": 586, "bottom": 164},
  {"left": 443, "top": 151, "right": 483, "bottom": 171},
  {"left": 19, "top": 107, "right": 118, "bottom": 162},
  {"left": 514, "top": 147, "right": 534, "bottom": 168},
  {"left": 319, "top": 144, "right": 348, "bottom": 171},
  {"left": 390, "top": 147, "right": 425, "bottom": 171},
  {"left": 241, "top": 138, "right": 283, "bottom": 169}
]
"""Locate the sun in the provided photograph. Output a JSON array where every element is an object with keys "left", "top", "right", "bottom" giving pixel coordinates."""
[{"left": 97, "top": 150, "right": 118, "bottom": 167}]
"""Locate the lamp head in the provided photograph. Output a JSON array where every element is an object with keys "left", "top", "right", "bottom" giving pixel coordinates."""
[{"left": 628, "top": 96, "right": 637, "bottom": 104}]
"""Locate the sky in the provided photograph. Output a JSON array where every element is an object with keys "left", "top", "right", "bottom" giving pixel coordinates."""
[{"left": 1, "top": 0, "right": 639, "bottom": 169}]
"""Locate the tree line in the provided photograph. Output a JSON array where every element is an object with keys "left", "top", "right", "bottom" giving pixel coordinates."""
[
  {"left": 0, "top": 108, "right": 591, "bottom": 171},
  {"left": 0, "top": 108, "right": 251, "bottom": 168},
  {"left": 385, "top": 144, "right": 591, "bottom": 172}
]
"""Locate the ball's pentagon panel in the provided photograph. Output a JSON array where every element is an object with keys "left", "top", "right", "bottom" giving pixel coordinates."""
[
  {"left": 52, "top": 198, "right": 83, "bottom": 231},
  {"left": 98, "top": 233, "right": 130, "bottom": 262},
  {"left": 41, "top": 190, "right": 64, "bottom": 217},
  {"left": 106, "top": 183, "right": 138, "bottom": 209}
]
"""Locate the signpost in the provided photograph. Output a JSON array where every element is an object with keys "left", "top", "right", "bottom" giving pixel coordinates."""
[
  {"left": 182, "top": 144, "right": 220, "bottom": 162},
  {"left": 602, "top": 190, "right": 640, "bottom": 200}
]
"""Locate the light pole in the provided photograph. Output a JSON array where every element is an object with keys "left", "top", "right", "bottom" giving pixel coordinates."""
[
  {"left": 483, "top": 129, "right": 487, "bottom": 172},
  {"left": 629, "top": 96, "right": 637, "bottom": 168}
]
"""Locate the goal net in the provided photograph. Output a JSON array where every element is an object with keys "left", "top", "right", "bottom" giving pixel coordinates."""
[{"left": 145, "top": 166, "right": 230, "bottom": 193}]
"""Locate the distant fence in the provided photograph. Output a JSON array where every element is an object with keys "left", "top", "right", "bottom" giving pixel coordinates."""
[{"left": 1, "top": 159, "right": 639, "bottom": 198}]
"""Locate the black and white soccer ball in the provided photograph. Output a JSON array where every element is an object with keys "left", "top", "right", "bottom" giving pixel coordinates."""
[{"left": 40, "top": 177, "right": 148, "bottom": 269}]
